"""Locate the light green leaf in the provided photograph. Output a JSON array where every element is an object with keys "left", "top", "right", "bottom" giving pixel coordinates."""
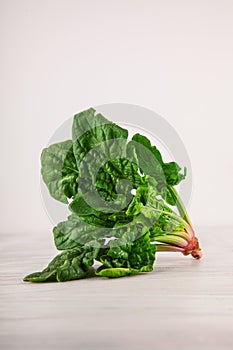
[{"left": 96, "top": 267, "right": 146, "bottom": 278}]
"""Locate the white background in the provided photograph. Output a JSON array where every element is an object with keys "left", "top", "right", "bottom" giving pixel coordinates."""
[{"left": 1, "top": 0, "right": 233, "bottom": 234}]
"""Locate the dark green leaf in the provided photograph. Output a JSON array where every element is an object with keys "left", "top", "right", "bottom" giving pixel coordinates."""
[
  {"left": 131, "top": 133, "right": 163, "bottom": 165},
  {"left": 96, "top": 231, "right": 156, "bottom": 277},
  {"left": 24, "top": 246, "right": 98, "bottom": 282},
  {"left": 53, "top": 214, "right": 110, "bottom": 250},
  {"left": 41, "top": 140, "right": 78, "bottom": 203},
  {"left": 127, "top": 133, "right": 186, "bottom": 196},
  {"left": 72, "top": 108, "right": 128, "bottom": 168},
  {"left": 163, "top": 162, "right": 187, "bottom": 186}
]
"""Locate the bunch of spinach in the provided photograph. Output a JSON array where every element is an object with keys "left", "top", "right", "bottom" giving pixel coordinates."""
[{"left": 24, "top": 108, "right": 202, "bottom": 283}]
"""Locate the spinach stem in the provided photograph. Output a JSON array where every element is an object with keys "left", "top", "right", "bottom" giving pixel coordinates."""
[{"left": 167, "top": 186, "right": 192, "bottom": 227}]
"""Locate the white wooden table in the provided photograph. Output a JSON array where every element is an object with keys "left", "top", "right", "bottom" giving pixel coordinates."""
[{"left": 1, "top": 227, "right": 233, "bottom": 350}]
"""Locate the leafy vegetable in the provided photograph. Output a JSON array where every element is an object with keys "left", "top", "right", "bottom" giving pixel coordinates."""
[{"left": 24, "top": 107, "right": 202, "bottom": 283}]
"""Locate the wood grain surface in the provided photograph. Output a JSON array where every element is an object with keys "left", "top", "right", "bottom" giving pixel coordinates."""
[{"left": 1, "top": 227, "right": 233, "bottom": 350}]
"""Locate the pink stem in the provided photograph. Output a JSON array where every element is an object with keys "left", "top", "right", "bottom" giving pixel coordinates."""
[{"left": 153, "top": 233, "right": 202, "bottom": 259}]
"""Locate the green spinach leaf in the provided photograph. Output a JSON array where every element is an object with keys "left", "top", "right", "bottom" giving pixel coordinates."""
[
  {"left": 96, "top": 231, "right": 156, "bottom": 277},
  {"left": 24, "top": 245, "right": 99, "bottom": 282},
  {"left": 41, "top": 140, "right": 78, "bottom": 203}
]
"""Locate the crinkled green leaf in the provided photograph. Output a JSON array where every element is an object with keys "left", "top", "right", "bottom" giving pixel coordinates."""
[
  {"left": 69, "top": 195, "right": 96, "bottom": 216},
  {"left": 62, "top": 176, "right": 162, "bottom": 252},
  {"left": 163, "top": 162, "right": 187, "bottom": 187},
  {"left": 41, "top": 140, "right": 78, "bottom": 203},
  {"left": 131, "top": 133, "right": 163, "bottom": 165},
  {"left": 53, "top": 214, "right": 110, "bottom": 250},
  {"left": 69, "top": 156, "right": 147, "bottom": 222},
  {"left": 96, "top": 231, "right": 156, "bottom": 278},
  {"left": 127, "top": 133, "right": 186, "bottom": 200},
  {"left": 72, "top": 109, "right": 131, "bottom": 213},
  {"left": 72, "top": 108, "right": 128, "bottom": 168},
  {"left": 127, "top": 136, "right": 165, "bottom": 188},
  {"left": 95, "top": 158, "right": 145, "bottom": 202}
]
